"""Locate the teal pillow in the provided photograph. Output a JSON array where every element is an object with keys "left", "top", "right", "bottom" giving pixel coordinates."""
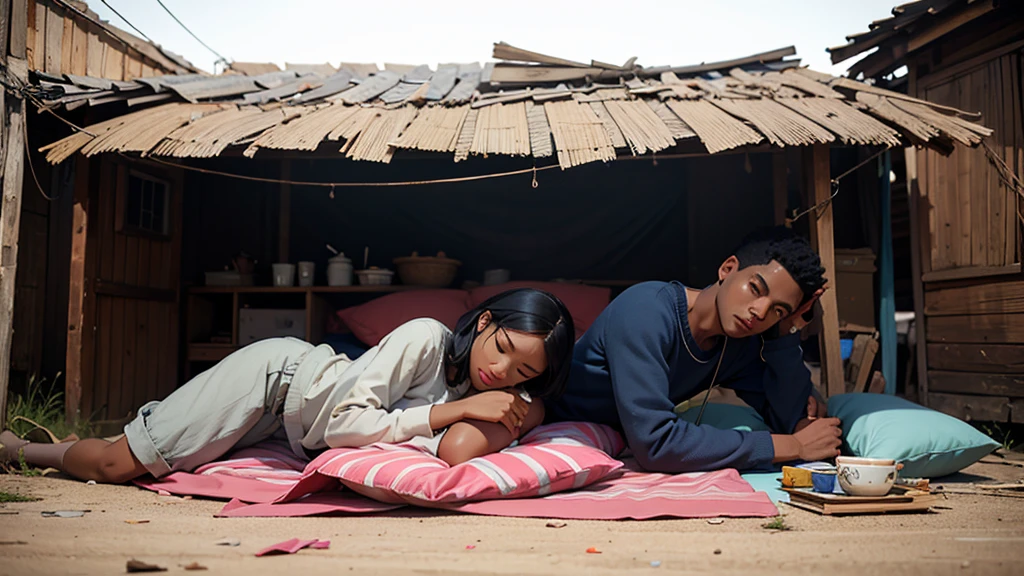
[
  {"left": 677, "top": 403, "right": 770, "bottom": 432},
  {"left": 828, "top": 393, "right": 999, "bottom": 478}
]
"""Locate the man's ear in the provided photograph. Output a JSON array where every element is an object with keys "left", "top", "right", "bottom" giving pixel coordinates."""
[{"left": 718, "top": 255, "right": 740, "bottom": 282}]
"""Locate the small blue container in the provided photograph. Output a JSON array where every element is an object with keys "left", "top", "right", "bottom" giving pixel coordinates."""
[{"left": 811, "top": 470, "right": 837, "bottom": 493}]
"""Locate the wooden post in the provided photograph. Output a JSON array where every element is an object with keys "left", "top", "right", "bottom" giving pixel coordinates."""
[
  {"left": 64, "top": 156, "right": 93, "bottom": 423},
  {"left": 905, "top": 147, "right": 930, "bottom": 405},
  {"left": 1, "top": 0, "right": 29, "bottom": 430},
  {"left": 773, "top": 151, "right": 788, "bottom": 226},
  {"left": 278, "top": 160, "right": 290, "bottom": 263},
  {"left": 803, "top": 144, "right": 845, "bottom": 398}
]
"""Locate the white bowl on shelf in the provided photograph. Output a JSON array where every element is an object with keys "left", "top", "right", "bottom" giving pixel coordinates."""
[{"left": 355, "top": 268, "right": 394, "bottom": 286}]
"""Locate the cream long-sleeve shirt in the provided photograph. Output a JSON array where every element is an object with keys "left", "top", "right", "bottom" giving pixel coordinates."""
[{"left": 298, "top": 318, "right": 470, "bottom": 452}]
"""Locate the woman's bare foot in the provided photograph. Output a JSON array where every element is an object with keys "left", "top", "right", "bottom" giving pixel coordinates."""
[{"left": 0, "top": 430, "right": 29, "bottom": 464}]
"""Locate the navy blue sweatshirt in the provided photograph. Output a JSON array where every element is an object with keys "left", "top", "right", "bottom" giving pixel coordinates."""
[{"left": 547, "top": 281, "right": 812, "bottom": 473}]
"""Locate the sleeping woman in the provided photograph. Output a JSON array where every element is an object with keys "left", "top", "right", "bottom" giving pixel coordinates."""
[{"left": 1, "top": 288, "right": 575, "bottom": 483}]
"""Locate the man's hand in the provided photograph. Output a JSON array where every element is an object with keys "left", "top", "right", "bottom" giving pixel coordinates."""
[
  {"left": 793, "top": 417, "right": 842, "bottom": 461},
  {"left": 793, "top": 394, "right": 828, "bottom": 432},
  {"left": 777, "top": 287, "right": 827, "bottom": 337},
  {"left": 772, "top": 417, "right": 842, "bottom": 463}
]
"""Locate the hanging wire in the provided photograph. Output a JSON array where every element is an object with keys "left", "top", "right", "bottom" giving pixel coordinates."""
[
  {"left": 982, "top": 142, "right": 1024, "bottom": 225},
  {"left": 22, "top": 113, "right": 59, "bottom": 201},
  {"left": 141, "top": 155, "right": 561, "bottom": 188},
  {"left": 99, "top": 0, "right": 155, "bottom": 44},
  {"left": 788, "top": 146, "right": 890, "bottom": 224},
  {"left": 154, "top": 0, "right": 230, "bottom": 65}
]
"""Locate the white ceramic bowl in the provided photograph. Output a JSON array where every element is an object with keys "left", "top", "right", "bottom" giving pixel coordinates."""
[
  {"left": 355, "top": 269, "right": 394, "bottom": 286},
  {"left": 836, "top": 456, "right": 898, "bottom": 496}
]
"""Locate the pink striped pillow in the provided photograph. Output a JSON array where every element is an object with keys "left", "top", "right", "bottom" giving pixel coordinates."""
[{"left": 300, "top": 422, "right": 625, "bottom": 505}]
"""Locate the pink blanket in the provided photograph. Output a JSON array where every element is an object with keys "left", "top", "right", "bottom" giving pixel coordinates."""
[{"left": 136, "top": 441, "right": 777, "bottom": 520}]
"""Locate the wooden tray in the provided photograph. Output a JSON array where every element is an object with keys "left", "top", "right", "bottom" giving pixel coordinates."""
[{"left": 783, "top": 485, "right": 939, "bottom": 515}]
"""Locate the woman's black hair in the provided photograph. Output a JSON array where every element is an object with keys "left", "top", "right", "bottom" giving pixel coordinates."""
[
  {"left": 732, "top": 227, "right": 827, "bottom": 305},
  {"left": 445, "top": 288, "right": 575, "bottom": 399}
]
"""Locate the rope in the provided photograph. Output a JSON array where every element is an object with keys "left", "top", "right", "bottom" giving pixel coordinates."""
[
  {"left": 788, "top": 146, "right": 890, "bottom": 224},
  {"left": 982, "top": 142, "right": 1024, "bottom": 226},
  {"left": 154, "top": 0, "right": 230, "bottom": 65},
  {"left": 142, "top": 155, "right": 561, "bottom": 188},
  {"left": 23, "top": 113, "right": 59, "bottom": 201}
]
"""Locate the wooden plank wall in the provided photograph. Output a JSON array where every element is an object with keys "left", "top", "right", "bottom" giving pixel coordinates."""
[
  {"left": 914, "top": 48, "right": 1024, "bottom": 422},
  {"left": 924, "top": 276, "right": 1024, "bottom": 422},
  {"left": 9, "top": 0, "right": 186, "bottom": 391},
  {"left": 918, "top": 50, "right": 1022, "bottom": 275},
  {"left": 84, "top": 157, "right": 182, "bottom": 422},
  {"left": 24, "top": 0, "right": 179, "bottom": 81}
]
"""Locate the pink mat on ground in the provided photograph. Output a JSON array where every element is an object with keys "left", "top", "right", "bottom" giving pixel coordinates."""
[{"left": 136, "top": 441, "right": 778, "bottom": 520}]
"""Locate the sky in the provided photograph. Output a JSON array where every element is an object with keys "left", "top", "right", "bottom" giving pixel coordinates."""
[{"left": 88, "top": 0, "right": 898, "bottom": 76}]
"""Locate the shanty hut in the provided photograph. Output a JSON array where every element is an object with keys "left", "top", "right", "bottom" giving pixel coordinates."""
[
  {"left": 2, "top": 21, "right": 994, "bottom": 428},
  {"left": 0, "top": 0, "right": 196, "bottom": 424},
  {"left": 830, "top": 0, "right": 1022, "bottom": 424}
]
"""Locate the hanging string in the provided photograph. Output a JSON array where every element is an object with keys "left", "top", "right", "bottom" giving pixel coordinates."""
[
  {"left": 788, "top": 146, "right": 890, "bottom": 224},
  {"left": 531, "top": 164, "right": 539, "bottom": 189},
  {"left": 982, "top": 142, "right": 1024, "bottom": 226},
  {"left": 140, "top": 154, "right": 561, "bottom": 188},
  {"left": 22, "top": 112, "right": 59, "bottom": 201}
]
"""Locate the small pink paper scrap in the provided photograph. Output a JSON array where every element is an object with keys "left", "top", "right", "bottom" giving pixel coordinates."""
[{"left": 255, "top": 538, "right": 329, "bottom": 557}]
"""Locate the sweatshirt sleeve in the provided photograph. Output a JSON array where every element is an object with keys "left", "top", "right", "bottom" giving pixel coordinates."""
[
  {"left": 322, "top": 320, "right": 444, "bottom": 448},
  {"left": 604, "top": 290, "right": 775, "bottom": 473},
  {"left": 727, "top": 334, "right": 813, "bottom": 435}
]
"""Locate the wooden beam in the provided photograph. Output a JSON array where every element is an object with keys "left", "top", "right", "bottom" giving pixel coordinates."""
[
  {"left": 927, "top": 392, "right": 1013, "bottom": 423},
  {"left": 925, "top": 279, "right": 1024, "bottom": 316},
  {"left": 908, "top": 0, "right": 996, "bottom": 53},
  {"left": 9, "top": 0, "right": 27, "bottom": 58},
  {"left": 0, "top": 57, "right": 29, "bottom": 431},
  {"left": 927, "top": 343, "right": 1024, "bottom": 374},
  {"left": 921, "top": 263, "right": 1021, "bottom": 283},
  {"left": 772, "top": 151, "right": 787, "bottom": 225},
  {"left": 1, "top": 0, "right": 11, "bottom": 65},
  {"left": 927, "top": 313, "right": 1024, "bottom": 344},
  {"left": 64, "top": 155, "right": 93, "bottom": 423},
  {"left": 278, "top": 159, "right": 290, "bottom": 263},
  {"left": 905, "top": 147, "right": 930, "bottom": 405},
  {"left": 804, "top": 144, "right": 844, "bottom": 398},
  {"left": 94, "top": 280, "right": 175, "bottom": 302},
  {"left": 929, "top": 370, "right": 1024, "bottom": 398}
]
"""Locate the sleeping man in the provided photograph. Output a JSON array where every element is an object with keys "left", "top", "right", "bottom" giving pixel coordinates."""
[{"left": 546, "top": 228, "right": 843, "bottom": 472}]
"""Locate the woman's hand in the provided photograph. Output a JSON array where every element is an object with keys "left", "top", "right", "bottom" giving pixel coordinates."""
[
  {"left": 438, "top": 400, "right": 546, "bottom": 466},
  {"left": 454, "top": 390, "right": 530, "bottom": 435}
]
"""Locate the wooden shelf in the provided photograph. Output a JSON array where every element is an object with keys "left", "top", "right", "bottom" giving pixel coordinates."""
[{"left": 188, "top": 285, "right": 423, "bottom": 294}]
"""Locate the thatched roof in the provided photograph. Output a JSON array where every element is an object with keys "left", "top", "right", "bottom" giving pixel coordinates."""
[{"left": 34, "top": 43, "right": 992, "bottom": 168}]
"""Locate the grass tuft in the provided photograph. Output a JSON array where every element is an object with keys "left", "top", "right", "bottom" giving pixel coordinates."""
[
  {"left": 762, "top": 516, "right": 792, "bottom": 531},
  {"left": 0, "top": 491, "right": 40, "bottom": 503}
]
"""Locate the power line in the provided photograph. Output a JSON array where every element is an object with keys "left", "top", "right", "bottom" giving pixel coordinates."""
[
  {"left": 154, "top": 0, "right": 230, "bottom": 66},
  {"left": 98, "top": 0, "right": 155, "bottom": 44}
]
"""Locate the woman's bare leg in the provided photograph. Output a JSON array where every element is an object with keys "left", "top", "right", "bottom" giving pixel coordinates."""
[{"left": 2, "top": 430, "right": 148, "bottom": 483}]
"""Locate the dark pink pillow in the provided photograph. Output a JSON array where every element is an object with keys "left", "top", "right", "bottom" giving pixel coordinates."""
[
  {"left": 469, "top": 282, "right": 611, "bottom": 338},
  {"left": 337, "top": 289, "right": 471, "bottom": 346}
]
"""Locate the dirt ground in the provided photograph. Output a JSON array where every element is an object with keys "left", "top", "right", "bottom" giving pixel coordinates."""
[{"left": 2, "top": 458, "right": 1023, "bottom": 576}]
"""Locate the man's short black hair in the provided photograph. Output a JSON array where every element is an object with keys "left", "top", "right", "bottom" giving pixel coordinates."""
[{"left": 732, "top": 227, "right": 826, "bottom": 304}]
